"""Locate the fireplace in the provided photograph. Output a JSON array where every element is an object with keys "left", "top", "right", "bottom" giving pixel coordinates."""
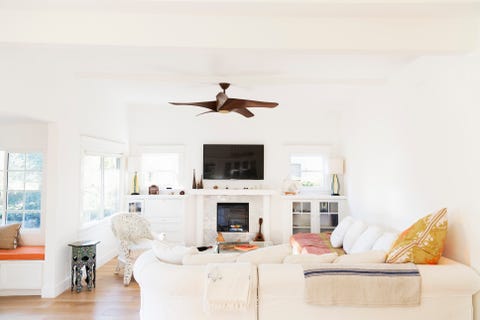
[{"left": 217, "top": 203, "right": 249, "bottom": 233}]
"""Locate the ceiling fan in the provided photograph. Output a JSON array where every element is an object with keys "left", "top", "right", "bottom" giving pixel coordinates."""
[{"left": 169, "top": 82, "right": 278, "bottom": 118}]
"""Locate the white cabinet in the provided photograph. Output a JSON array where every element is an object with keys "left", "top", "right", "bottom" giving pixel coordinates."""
[
  {"left": 0, "top": 261, "right": 43, "bottom": 295},
  {"left": 125, "top": 195, "right": 187, "bottom": 244},
  {"left": 283, "top": 196, "right": 347, "bottom": 242}
]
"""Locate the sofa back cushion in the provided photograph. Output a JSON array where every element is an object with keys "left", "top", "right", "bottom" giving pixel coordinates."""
[
  {"left": 183, "top": 252, "right": 240, "bottom": 265},
  {"left": 236, "top": 243, "right": 291, "bottom": 265},
  {"left": 283, "top": 253, "right": 338, "bottom": 266},
  {"left": 330, "top": 216, "right": 354, "bottom": 248},
  {"left": 372, "top": 232, "right": 398, "bottom": 252},
  {"left": 334, "top": 250, "right": 387, "bottom": 264},
  {"left": 386, "top": 208, "right": 448, "bottom": 264},
  {"left": 342, "top": 220, "right": 367, "bottom": 254},
  {"left": 152, "top": 240, "right": 199, "bottom": 265},
  {"left": 350, "top": 226, "right": 383, "bottom": 254}
]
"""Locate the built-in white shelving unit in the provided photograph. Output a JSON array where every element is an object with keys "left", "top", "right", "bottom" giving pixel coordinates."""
[{"left": 282, "top": 195, "right": 347, "bottom": 242}]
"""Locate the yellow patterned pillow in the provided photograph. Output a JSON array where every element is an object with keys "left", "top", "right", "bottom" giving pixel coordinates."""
[{"left": 386, "top": 208, "right": 447, "bottom": 264}]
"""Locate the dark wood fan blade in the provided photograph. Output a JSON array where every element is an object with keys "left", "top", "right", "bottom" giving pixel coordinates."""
[
  {"left": 232, "top": 108, "right": 254, "bottom": 118},
  {"left": 169, "top": 101, "right": 217, "bottom": 111},
  {"left": 196, "top": 110, "right": 217, "bottom": 117},
  {"left": 220, "top": 98, "right": 278, "bottom": 111}
]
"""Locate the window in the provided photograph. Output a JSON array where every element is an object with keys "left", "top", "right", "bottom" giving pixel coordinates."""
[
  {"left": 0, "top": 151, "right": 43, "bottom": 228},
  {"left": 290, "top": 154, "right": 327, "bottom": 190},
  {"left": 141, "top": 153, "right": 181, "bottom": 188},
  {"left": 82, "top": 155, "right": 121, "bottom": 224}
]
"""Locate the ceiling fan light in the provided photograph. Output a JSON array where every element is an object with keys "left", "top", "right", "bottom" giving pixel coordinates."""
[{"left": 218, "top": 110, "right": 230, "bottom": 114}]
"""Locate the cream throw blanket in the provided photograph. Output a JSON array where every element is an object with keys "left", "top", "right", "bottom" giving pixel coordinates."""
[
  {"left": 204, "top": 262, "right": 253, "bottom": 312},
  {"left": 304, "top": 263, "right": 421, "bottom": 306}
]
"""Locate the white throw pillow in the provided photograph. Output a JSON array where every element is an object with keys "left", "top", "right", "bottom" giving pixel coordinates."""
[
  {"left": 372, "top": 232, "right": 398, "bottom": 252},
  {"left": 236, "top": 243, "right": 291, "bottom": 265},
  {"left": 334, "top": 250, "right": 387, "bottom": 264},
  {"left": 342, "top": 220, "right": 367, "bottom": 253},
  {"left": 283, "top": 253, "right": 338, "bottom": 264},
  {"left": 151, "top": 240, "right": 198, "bottom": 265},
  {"left": 350, "top": 226, "right": 383, "bottom": 254},
  {"left": 182, "top": 252, "right": 240, "bottom": 265},
  {"left": 330, "top": 216, "right": 354, "bottom": 248}
]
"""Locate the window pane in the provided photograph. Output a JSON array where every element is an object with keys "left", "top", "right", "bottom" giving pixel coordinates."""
[
  {"left": 0, "top": 191, "right": 3, "bottom": 212},
  {"left": 7, "top": 191, "right": 24, "bottom": 210},
  {"left": 290, "top": 154, "right": 326, "bottom": 188},
  {"left": 6, "top": 212, "right": 23, "bottom": 224},
  {"left": 0, "top": 172, "right": 3, "bottom": 190},
  {"left": 25, "top": 172, "right": 42, "bottom": 190},
  {"left": 26, "top": 153, "right": 43, "bottom": 170},
  {"left": 104, "top": 157, "right": 120, "bottom": 218},
  {"left": 141, "top": 153, "right": 180, "bottom": 187},
  {"left": 24, "top": 212, "right": 40, "bottom": 228},
  {"left": 25, "top": 191, "right": 41, "bottom": 210},
  {"left": 83, "top": 156, "right": 102, "bottom": 222},
  {"left": 8, "top": 172, "right": 25, "bottom": 190},
  {"left": 8, "top": 153, "right": 26, "bottom": 170}
]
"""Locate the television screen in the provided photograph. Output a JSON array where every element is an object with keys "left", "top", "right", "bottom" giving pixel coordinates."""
[{"left": 203, "top": 144, "right": 264, "bottom": 180}]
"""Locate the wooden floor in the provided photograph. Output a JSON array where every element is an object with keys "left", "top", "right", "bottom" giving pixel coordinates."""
[{"left": 0, "top": 259, "right": 141, "bottom": 320}]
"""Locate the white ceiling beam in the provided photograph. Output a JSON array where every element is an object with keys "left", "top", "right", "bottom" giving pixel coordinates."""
[{"left": 0, "top": 10, "right": 479, "bottom": 53}]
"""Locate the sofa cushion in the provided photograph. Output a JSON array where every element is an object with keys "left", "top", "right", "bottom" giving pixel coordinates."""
[
  {"left": 350, "top": 226, "right": 383, "bottom": 254},
  {"left": 372, "top": 232, "right": 398, "bottom": 252},
  {"left": 236, "top": 243, "right": 291, "bottom": 265},
  {"left": 386, "top": 208, "right": 448, "bottom": 264},
  {"left": 151, "top": 240, "right": 198, "bottom": 265},
  {"left": 0, "top": 223, "right": 21, "bottom": 249},
  {"left": 342, "top": 220, "right": 367, "bottom": 254},
  {"left": 330, "top": 216, "right": 354, "bottom": 248},
  {"left": 283, "top": 253, "right": 338, "bottom": 265},
  {"left": 182, "top": 252, "right": 240, "bottom": 265},
  {"left": 334, "top": 250, "right": 387, "bottom": 264}
]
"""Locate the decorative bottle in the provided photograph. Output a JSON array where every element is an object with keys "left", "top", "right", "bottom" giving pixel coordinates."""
[
  {"left": 131, "top": 171, "right": 140, "bottom": 195},
  {"left": 192, "top": 169, "right": 197, "bottom": 189}
]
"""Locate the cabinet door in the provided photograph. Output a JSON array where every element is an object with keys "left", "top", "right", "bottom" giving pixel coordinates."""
[
  {"left": 292, "top": 201, "right": 312, "bottom": 234},
  {"left": 144, "top": 199, "right": 185, "bottom": 243},
  {"left": 319, "top": 201, "right": 339, "bottom": 232}
]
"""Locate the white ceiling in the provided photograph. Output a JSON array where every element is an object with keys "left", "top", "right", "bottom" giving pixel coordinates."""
[{"left": 0, "top": 0, "right": 479, "bottom": 119}]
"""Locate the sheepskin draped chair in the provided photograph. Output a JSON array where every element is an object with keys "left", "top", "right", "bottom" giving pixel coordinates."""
[{"left": 111, "top": 212, "right": 154, "bottom": 285}]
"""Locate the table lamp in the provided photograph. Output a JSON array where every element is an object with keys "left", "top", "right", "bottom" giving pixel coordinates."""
[{"left": 326, "top": 158, "right": 344, "bottom": 196}]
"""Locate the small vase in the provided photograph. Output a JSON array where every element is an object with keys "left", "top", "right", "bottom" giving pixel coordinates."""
[
  {"left": 197, "top": 174, "right": 203, "bottom": 189},
  {"left": 131, "top": 171, "right": 140, "bottom": 195},
  {"left": 192, "top": 169, "right": 197, "bottom": 189}
]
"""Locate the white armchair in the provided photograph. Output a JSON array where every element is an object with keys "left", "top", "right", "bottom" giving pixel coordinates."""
[{"left": 111, "top": 212, "right": 155, "bottom": 285}]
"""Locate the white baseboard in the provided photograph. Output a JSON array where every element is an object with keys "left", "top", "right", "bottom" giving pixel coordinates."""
[{"left": 0, "top": 289, "right": 41, "bottom": 296}]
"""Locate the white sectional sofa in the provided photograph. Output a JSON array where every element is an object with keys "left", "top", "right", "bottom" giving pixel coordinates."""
[{"left": 134, "top": 248, "right": 480, "bottom": 320}]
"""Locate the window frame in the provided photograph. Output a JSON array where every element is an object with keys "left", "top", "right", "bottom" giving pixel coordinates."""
[
  {"left": 285, "top": 145, "right": 331, "bottom": 194},
  {"left": 130, "top": 145, "right": 185, "bottom": 193},
  {"left": 80, "top": 152, "right": 123, "bottom": 226},
  {"left": 0, "top": 149, "right": 45, "bottom": 232}
]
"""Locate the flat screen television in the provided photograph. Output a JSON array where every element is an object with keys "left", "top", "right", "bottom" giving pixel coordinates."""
[{"left": 203, "top": 144, "right": 264, "bottom": 180}]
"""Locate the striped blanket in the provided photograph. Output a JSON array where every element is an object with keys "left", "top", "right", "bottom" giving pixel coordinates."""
[
  {"left": 290, "top": 232, "right": 345, "bottom": 256},
  {"left": 304, "top": 263, "right": 421, "bottom": 306}
]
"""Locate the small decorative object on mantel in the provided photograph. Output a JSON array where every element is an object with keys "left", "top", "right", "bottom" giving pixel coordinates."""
[
  {"left": 213, "top": 185, "right": 219, "bottom": 189},
  {"left": 192, "top": 169, "right": 197, "bottom": 189},
  {"left": 197, "top": 174, "right": 203, "bottom": 189},
  {"left": 326, "top": 158, "right": 344, "bottom": 196},
  {"left": 148, "top": 185, "right": 159, "bottom": 195},
  {"left": 254, "top": 217, "right": 265, "bottom": 242},
  {"left": 179, "top": 190, "right": 185, "bottom": 195},
  {"left": 131, "top": 171, "right": 140, "bottom": 195}
]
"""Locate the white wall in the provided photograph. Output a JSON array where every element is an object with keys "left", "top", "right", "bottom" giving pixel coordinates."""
[
  {"left": 128, "top": 100, "right": 342, "bottom": 244},
  {"left": 0, "top": 49, "right": 129, "bottom": 297},
  {"left": 341, "top": 55, "right": 480, "bottom": 272}
]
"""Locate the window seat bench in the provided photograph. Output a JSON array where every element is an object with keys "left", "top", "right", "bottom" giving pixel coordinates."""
[{"left": 0, "top": 246, "right": 45, "bottom": 296}]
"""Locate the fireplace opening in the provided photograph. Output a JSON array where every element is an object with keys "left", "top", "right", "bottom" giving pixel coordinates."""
[{"left": 217, "top": 203, "right": 249, "bottom": 233}]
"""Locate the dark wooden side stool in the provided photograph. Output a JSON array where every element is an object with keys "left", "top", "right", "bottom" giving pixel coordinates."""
[{"left": 68, "top": 240, "right": 100, "bottom": 293}]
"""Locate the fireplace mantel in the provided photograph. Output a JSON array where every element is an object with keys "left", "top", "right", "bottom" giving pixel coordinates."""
[
  {"left": 189, "top": 189, "right": 277, "bottom": 245},
  {"left": 189, "top": 189, "right": 276, "bottom": 196}
]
